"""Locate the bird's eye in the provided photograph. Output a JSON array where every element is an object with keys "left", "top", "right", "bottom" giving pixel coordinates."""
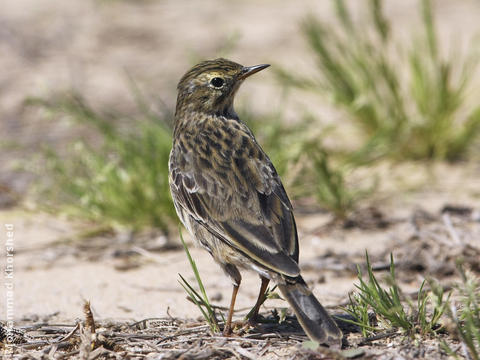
[{"left": 210, "top": 77, "right": 224, "bottom": 88}]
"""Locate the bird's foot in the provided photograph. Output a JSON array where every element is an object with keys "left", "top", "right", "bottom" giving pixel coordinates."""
[
  {"left": 222, "top": 320, "right": 254, "bottom": 336},
  {"left": 222, "top": 325, "right": 233, "bottom": 337},
  {"left": 246, "top": 313, "right": 263, "bottom": 326}
]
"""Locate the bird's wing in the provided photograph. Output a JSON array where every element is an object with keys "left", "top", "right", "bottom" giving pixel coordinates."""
[{"left": 169, "top": 130, "right": 300, "bottom": 277}]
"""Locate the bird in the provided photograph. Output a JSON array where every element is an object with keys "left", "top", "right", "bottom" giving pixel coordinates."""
[{"left": 168, "top": 58, "right": 342, "bottom": 347}]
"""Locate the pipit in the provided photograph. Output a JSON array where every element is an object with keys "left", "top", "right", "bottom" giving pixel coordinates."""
[{"left": 169, "top": 58, "right": 342, "bottom": 347}]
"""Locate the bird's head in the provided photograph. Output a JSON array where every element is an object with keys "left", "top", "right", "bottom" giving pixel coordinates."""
[{"left": 175, "top": 58, "right": 269, "bottom": 118}]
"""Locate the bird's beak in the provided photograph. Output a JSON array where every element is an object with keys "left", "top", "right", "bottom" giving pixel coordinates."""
[{"left": 239, "top": 64, "right": 270, "bottom": 80}]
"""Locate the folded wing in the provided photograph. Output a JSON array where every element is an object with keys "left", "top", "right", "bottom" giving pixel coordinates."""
[{"left": 169, "top": 139, "right": 300, "bottom": 277}]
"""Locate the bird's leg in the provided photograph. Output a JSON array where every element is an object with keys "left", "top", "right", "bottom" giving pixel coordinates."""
[
  {"left": 222, "top": 263, "right": 241, "bottom": 336},
  {"left": 223, "top": 283, "right": 240, "bottom": 336},
  {"left": 248, "top": 276, "right": 270, "bottom": 323}
]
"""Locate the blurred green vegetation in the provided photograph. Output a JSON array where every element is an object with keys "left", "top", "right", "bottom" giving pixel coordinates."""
[
  {"left": 27, "top": 0, "right": 480, "bottom": 231},
  {"left": 244, "top": 109, "right": 374, "bottom": 218},
  {"left": 27, "top": 92, "right": 176, "bottom": 233},
  {"left": 277, "top": 0, "right": 480, "bottom": 163},
  {"left": 271, "top": 0, "right": 480, "bottom": 217}
]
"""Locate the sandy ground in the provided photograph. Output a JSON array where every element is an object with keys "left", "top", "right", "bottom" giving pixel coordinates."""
[
  {"left": 1, "top": 209, "right": 354, "bottom": 322},
  {"left": 2, "top": 161, "right": 480, "bottom": 323},
  {"left": 1, "top": 168, "right": 480, "bottom": 359}
]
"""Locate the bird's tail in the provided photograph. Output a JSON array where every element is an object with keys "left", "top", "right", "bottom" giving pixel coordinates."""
[{"left": 277, "top": 276, "right": 342, "bottom": 347}]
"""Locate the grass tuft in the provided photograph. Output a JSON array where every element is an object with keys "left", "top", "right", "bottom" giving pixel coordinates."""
[
  {"left": 345, "top": 252, "right": 450, "bottom": 337},
  {"left": 443, "top": 263, "right": 480, "bottom": 359},
  {"left": 178, "top": 231, "right": 221, "bottom": 333}
]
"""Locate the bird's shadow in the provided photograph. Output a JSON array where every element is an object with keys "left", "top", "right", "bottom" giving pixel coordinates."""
[{"left": 240, "top": 311, "right": 365, "bottom": 340}]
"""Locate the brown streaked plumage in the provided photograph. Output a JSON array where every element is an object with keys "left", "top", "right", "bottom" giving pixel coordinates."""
[{"left": 169, "top": 58, "right": 342, "bottom": 346}]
